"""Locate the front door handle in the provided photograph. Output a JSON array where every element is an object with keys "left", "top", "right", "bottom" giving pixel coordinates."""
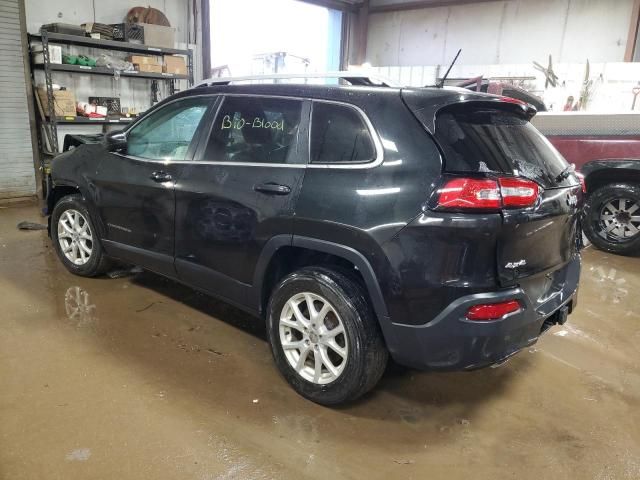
[
  {"left": 254, "top": 183, "right": 291, "bottom": 195},
  {"left": 150, "top": 171, "right": 173, "bottom": 183}
]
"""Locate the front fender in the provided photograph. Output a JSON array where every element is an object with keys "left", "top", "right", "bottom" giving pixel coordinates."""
[
  {"left": 581, "top": 159, "right": 640, "bottom": 194},
  {"left": 48, "top": 145, "right": 106, "bottom": 236}
]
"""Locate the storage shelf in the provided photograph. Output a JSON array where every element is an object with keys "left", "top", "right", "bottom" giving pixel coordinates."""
[
  {"left": 53, "top": 116, "right": 136, "bottom": 125},
  {"left": 29, "top": 32, "right": 189, "bottom": 56},
  {"left": 29, "top": 29, "right": 193, "bottom": 163},
  {"left": 33, "top": 63, "right": 188, "bottom": 80}
]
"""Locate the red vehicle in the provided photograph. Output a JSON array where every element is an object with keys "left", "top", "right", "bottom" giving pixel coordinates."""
[{"left": 533, "top": 113, "right": 640, "bottom": 255}]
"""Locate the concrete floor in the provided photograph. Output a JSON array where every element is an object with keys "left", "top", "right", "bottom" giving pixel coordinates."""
[{"left": 1, "top": 203, "right": 639, "bottom": 480}]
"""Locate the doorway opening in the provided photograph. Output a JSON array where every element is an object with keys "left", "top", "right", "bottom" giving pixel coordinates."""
[{"left": 210, "top": 0, "right": 342, "bottom": 78}]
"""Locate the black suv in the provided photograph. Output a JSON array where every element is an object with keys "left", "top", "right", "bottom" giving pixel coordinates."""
[{"left": 47, "top": 74, "right": 582, "bottom": 405}]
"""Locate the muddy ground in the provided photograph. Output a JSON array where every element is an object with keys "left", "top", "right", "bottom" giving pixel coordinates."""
[{"left": 1, "top": 203, "right": 638, "bottom": 479}]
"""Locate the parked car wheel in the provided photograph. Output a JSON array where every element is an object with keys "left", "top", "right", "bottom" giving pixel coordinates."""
[
  {"left": 583, "top": 183, "right": 640, "bottom": 255},
  {"left": 51, "top": 194, "right": 112, "bottom": 277},
  {"left": 267, "top": 267, "right": 388, "bottom": 405}
]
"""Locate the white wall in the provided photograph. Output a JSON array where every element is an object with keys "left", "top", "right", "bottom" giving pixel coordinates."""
[
  {"left": 366, "top": 0, "right": 635, "bottom": 66},
  {"left": 364, "top": 61, "right": 640, "bottom": 112}
]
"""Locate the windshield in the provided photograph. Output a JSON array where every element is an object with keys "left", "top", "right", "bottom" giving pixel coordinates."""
[{"left": 435, "top": 108, "right": 574, "bottom": 188}]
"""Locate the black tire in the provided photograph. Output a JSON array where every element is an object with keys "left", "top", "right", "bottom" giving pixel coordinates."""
[
  {"left": 267, "top": 266, "right": 388, "bottom": 405},
  {"left": 583, "top": 183, "right": 640, "bottom": 256},
  {"left": 51, "top": 194, "right": 112, "bottom": 277}
]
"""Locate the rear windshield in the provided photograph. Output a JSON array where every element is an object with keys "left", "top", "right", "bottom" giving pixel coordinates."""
[{"left": 435, "top": 108, "right": 572, "bottom": 188}]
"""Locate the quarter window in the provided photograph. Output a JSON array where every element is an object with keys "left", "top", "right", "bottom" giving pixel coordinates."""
[
  {"left": 127, "top": 97, "right": 210, "bottom": 161},
  {"left": 205, "top": 96, "right": 303, "bottom": 164},
  {"left": 310, "top": 103, "right": 375, "bottom": 164}
]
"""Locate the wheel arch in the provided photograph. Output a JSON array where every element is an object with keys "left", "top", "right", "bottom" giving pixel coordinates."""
[
  {"left": 47, "top": 183, "right": 82, "bottom": 214},
  {"left": 582, "top": 160, "right": 640, "bottom": 194},
  {"left": 47, "top": 182, "right": 106, "bottom": 239},
  {"left": 46, "top": 183, "right": 83, "bottom": 236},
  {"left": 252, "top": 236, "right": 391, "bottom": 329}
]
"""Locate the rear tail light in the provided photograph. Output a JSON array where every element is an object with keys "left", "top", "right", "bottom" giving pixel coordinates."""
[
  {"left": 437, "top": 178, "right": 501, "bottom": 209},
  {"left": 498, "top": 177, "right": 540, "bottom": 207},
  {"left": 466, "top": 300, "right": 521, "bottom": 321},
  {"left": 436, "top": 177, "right": 540, "bottom": 211}
]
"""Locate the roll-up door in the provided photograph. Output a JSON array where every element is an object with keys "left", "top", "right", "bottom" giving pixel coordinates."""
[{"left": 0, "top": 0, "right": 36, "bottom": 199}]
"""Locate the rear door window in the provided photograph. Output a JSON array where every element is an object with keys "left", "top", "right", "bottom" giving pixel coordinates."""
[
  {"left": 310, "top": 102, "right": 375, "bottom": 164},
  {"left": 435, "top": 108, "right": 572, "bottom": 188},
  {"left": 204, "top": 96, "right": 303, "bottom": 164}
]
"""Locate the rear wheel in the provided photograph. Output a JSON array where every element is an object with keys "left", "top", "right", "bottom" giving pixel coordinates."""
[
  {"left": 51, "top": 194, "right": 112, "bottom": 276},
  {"left": 583, "top": 183, "right": 640, "bottom": 255},
  {"left": 267, "top": 267, "right": 388, "bottom": 405}
]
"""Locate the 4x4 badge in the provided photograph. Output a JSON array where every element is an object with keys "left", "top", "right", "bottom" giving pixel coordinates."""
[{"left": 505, "top": 259, "right": 527, "bottom": 269}]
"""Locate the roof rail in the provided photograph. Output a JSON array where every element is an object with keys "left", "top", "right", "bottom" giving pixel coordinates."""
[{"left": 196, "top": 71, "right": 398, "bottom": 88}]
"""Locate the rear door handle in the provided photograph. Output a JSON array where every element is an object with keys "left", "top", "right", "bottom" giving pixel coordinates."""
[
  {"left": 150, "top": 171, "right": 173, "bottom": 183},
  {"left": 254, "top": 183, "right": 291, "bottom": 195}
]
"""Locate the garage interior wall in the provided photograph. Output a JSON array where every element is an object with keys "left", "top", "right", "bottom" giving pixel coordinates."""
[
  {"left": 0, "top": 0, "right": 36, "bottom": 200},
  {"left": 24, "top": 0, "right": 190, "bottom": 45},
  {"left": 366, "top": 0, "right": 637, "bottom": 66}
]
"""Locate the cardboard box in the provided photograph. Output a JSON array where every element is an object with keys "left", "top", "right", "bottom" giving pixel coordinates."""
[
  {"left": 140, "top": 23, "right": 175, "bottom": 49},
  {"left": 37, "top": 88, "right": 76, "bottom": 117},
  {"left": 163, "top": 56, "right": 186, "bottom": 75},
  {"left": 128, "top": 54, "right": 161, "bottom": 65},
  {"left": 32, "top": 45, "right": 62, "bottom": 64},
  {"left": 136, "top": 63, "right": 163, "bottom": 73}
]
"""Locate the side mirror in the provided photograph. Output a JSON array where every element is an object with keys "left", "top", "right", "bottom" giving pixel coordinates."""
[{"left": 104, "top": 130, "right": 127, "bottom": 153}]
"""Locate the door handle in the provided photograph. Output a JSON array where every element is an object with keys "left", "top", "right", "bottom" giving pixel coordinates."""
[
  {"left": 254, "top": 183, "right": 291, "bottom": 195},
  {"left": 150, "top": 171, "right": 173, "bottom": 183}
]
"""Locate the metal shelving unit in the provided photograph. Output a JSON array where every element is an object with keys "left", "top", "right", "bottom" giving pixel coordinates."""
[
  {"left": 29, "top": 32, "right": 192, "bottom": 56},
  {"left": 54, "top": 116, "right": 135, "bottom": 125},
  {"left": 28, "top": 28, "right": 194, "bottom": 157},
  {"left": 32, "top": 63, "right": 190, "bottom": 81}
]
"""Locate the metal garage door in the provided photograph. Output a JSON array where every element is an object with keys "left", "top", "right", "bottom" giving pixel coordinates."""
[{"left": 0, "top": 0, "right": 35, "bottom": 199}]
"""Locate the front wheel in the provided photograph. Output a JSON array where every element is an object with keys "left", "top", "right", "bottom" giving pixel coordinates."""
[
  {"left": 267, "top": 267, "right": 388, "bottom": 405},
  {"left": 51, "top": 194, "right": 112, "bottom": 276}
]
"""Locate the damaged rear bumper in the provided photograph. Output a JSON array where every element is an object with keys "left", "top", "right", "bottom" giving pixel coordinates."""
[{"left": 383, "top": 254, "right": 581, "bottom": 371}]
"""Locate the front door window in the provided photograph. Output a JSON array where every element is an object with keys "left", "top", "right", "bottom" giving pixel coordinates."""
[{"left": 127, "top": 98, "right": 211, "bottom": 161}]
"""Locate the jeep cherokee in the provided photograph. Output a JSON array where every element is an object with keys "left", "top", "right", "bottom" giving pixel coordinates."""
[{"left": 46, "top": 73, "right": 582, "bottom": 405}]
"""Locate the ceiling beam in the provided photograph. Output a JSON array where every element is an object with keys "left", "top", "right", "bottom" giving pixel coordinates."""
[
  {"left": 369, "top": 0, "right": 508, "bottom": 14},
  {"left": 298, "top": 0, "right": 361, "bottom": 13}
]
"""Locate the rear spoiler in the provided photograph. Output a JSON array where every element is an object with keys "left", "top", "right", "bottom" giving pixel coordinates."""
[{"left": 401, "top": 88, "right": 537, "bottom": 134}]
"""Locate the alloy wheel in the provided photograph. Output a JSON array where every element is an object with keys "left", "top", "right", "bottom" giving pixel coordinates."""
[
  {"left": 598, "top": 198, "right": 640, "bottom": 242},
  {"left": 279, "top": 292, "right": 348, "bottom": 385},
  {"left": 57, "top": 209, "right": 94, "bottom": 266}
]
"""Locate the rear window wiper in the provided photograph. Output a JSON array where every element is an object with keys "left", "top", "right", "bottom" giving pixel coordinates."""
[{"left": 555, "top": 164, "right": 575, "bottom": 183}]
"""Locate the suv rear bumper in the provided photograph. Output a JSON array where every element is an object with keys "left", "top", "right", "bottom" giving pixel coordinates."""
[{"left": 383, "top": 254, "right": 581, "bottom": 371}]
